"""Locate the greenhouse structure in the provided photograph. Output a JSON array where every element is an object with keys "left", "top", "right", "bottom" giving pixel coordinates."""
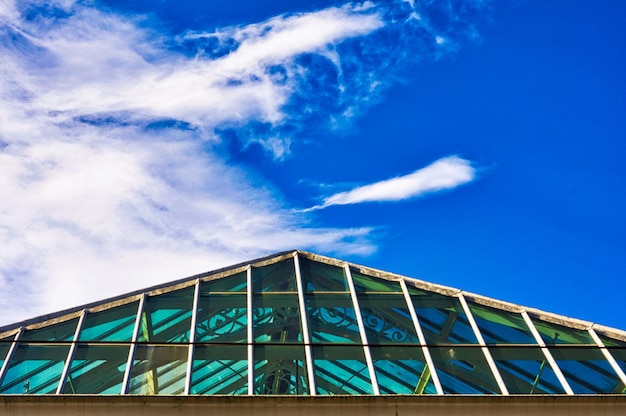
[{"left": 0, "top": 250, "right": 625, "bottom": 415}]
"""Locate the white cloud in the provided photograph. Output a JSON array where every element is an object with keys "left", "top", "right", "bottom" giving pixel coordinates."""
[{"left": 309, "top": 156, "right": 475, "bottom": 209}]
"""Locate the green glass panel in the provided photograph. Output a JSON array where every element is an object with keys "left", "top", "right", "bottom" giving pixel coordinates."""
[
  {"left": 358, "top": 294, "right": 419, "bottom": 344},
  {"left": 429, "top": 346, "right": 501, "bottom": 394},
  {"left": 191, "top": 345, "right": 248, "bottom": 395},
  {"left": 79, "top": 302, "right": 138, "bottom": 342},
  {"left": 21, "top": 318, "right": 79, "bottom": 342},
  {"left": 253, "top": 259, "right": 297, "bottom": 293},
  {"left": 128, "top": 345, "right": 188, "bottom": 395},
  {"left": 550, "top": 347, "right": 622, "bottom": 393},
  {"left": 489, "top": 346, "right": 565, "bottom": 394},
  {"left": 408, "top": 287, "right": 478, "bottom": 344},
  {"left": 138, "top": 287, "right": 194, "bottom": 343},
  {"left": 62, "top": 344, "right": 129, "bottom": 394},
  {"left": 254, "top": 293, "right": 302, "bottom": 343},
  {"left": 312, "top": 345, "right": 373, "bottom": 395},
  {"left": 300, "top": 257, "right": 349, "bottom": 292},
  {"left": 370, "top": 346, "right": 436, "bottom": 394},
  {"left": 531, "top": 318, "right": 595, "bottom": 344},
  {"left": 201, "top": 272, "right": 247, "bottom": 293},
  {"left": 306, "top": 293, "right": 361, "bottom": 344},
  {"left": 196, "top": 293, "right": 246, "bottom": 343},
  {"left": 468, "top": 302, "right": 536, "bottom": 344},
  {"left": 351, "top": 270, "right": 401, "bottom": 293},
  {"left": 254, "top": 344, "right": 308, "bottom": 395},
  {"left": 0, "top": 344, "right": 70, "bottom": 394}
]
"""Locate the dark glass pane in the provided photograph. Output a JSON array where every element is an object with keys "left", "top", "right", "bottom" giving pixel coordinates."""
[
  {"left": 254, "top": 344, "right": 308, "bottom": 395},
  {"left": 80, "top": 302, "right": 138, "bottom": 342},
  {"left": 0, "top": 336, "right": 12, "bottom": 370},
  {"left": 128, "top": 345, "right": 188, "bottom": 394},
  {"left": 312, "top": 345, "right": 373, "bottom": 395},
  {"left": 351, "top": 270, "right": 401, "bottom": 293},
  {"left": 201, "top": 272, "right": 247, "bottom": 293},
  {"left": 530, "top": 318, "right": 595, "bottom": 345},
  {"left": 600, "top": 335, "right": 626, "bottom": 380},
  {"left": 468, "top": 302, "right": 536, "bottom": 344},
  {"left": 253, "top": 259, "right": 297, "bottom": 293},
  {"left": 62, "top": 344, "right": 129, "bottom": 394},
  {"left": 254, "top": 293, "right": 302, "bottom": 343},
  {"left": 429, "top": 346, "right": 501, "bottom": 394},
  {"left": 408, "top": 287, "right": 478, "bottom": 344},
  {"left": 21, "top": 319, "right": 79, "bottom": 342},
  {"left": 138, "top": 287, "right": 194, "bottom": 343},
  {"left": 0, "top": 344, "right": 70, "bottom": 394},
  {"left": 358, "top": 294, "right": 419, "bottom": 344},
  {"left": 191, "top": 345, "right": 247, "bottom": 395},
  {"left": 196, "top": 293, "right": 246, "bottom": 343},
  {"left": 306, "top": 293, "right": 361, "bottom": 344},
  {"left": 370, "top": 345, "right": 436, "bottom": 394},
  {"left": 550, "top": 347, "right": 622, "bottom": 393},
  {"left": 489, "top": 346, "right": 565, "bottom": 394},
  {"left": 300, "top": 257, "right": 349, "bottom": 292}
]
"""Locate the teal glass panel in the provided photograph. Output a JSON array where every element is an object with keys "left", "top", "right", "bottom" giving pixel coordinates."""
[
  {"left": 138, "top": 287, "right": 194, "bottom": 343},
  {"left": 0, "top": 336, "right": 12, "bottom": 370},
  {"left": 0, "top": 344, "right": 70, "bottom": 394},
  {"left": 550, "top": 347, "right": 622, "bottom": 393},
  {"left": 408, "top": 287, "right": 478, "bottom": 344},
  {"left": 202, "top": 272, "right": 246, "bottom": 293},
  {"left": 306, "top": 293, "right": 361, "bottom": 343},
  {"left": 21, "top": 318, "right": 79, "bottom": 341},
  {"left": 489, "top": 346, "right": 565, "bottom": 394},
  {"left": 127, "top": 345, "right": 188, "bottom": 394},
  {"left": 530, "top": 318, "right": 595, "bottom": 344},
  {"left": 254, "top": 293, "right": 302, "bottom": 343},
  {"left": 253, "top": 259, "right": 297, "bottom": 293},
  {"left": 358, "top": 294, "right": 419, "bottom": 344},
  {"left": 351, "top": 270, "right": 401, "bottom": 293},
  {"left": 370, "top": 345, "right": 436, "bottom": 394},
  {"left": 468, "top": 302, "right": 536, "bottom": 344},
  {"left": 61, "top": 344, "right": 129, "bottom": 394},
  {"left": 254, "top": 344, "right": 308, "bottom": 394},
  {"left": 312, "top": 345, "right": 373, "bottom": 395},
  {"left": 191, "top": 345, "right": 248, "bottom": 395},
  {"left": 196, "top": 291, "right": 246, "bottom": 343},
  {"left": 300, "top": 257, "right": 349, "bottom": 292},
  {"left": 429, "top": 346, "right": 501, "bottom": 394},
  {"left": 79, "top": 302, "right": 138, "bottom": 342}
]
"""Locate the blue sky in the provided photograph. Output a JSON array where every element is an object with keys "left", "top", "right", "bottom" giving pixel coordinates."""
[{"left": 0, "top": 0, "right": 624, "bottom": 329}]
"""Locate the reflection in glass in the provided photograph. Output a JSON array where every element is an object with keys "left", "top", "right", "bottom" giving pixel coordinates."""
[
  {"left": 80, "top": 302, "right": 138, "bottom": 342},
  {"left": 468, "top": 302, "right": 536, "bottom": 344},
  {"left": 196, "top": 276, "right": 246, "bottom": 343},
  {"left": 254, "top": 293, "right": 302, "bottom": 344},
  {"left": 253, "top": 259, "right": 296, "bottom": 293},
  {"left": 306, "top": 293, "right": 361, "bottom": 344},
  {"left": 300, "top": 258, "right": 349, "bottom": 292},
  {"left": 313, "top": 346, "right": 373, "bottom": 395},
  {"left": 489, "top": 346, "right": 565, "bottom": 393},
  {"left": 254, "top": 344, "right": 308, "bottom": 395},
  {"left": 191, "top": 345, "right": 247, "bottom": 395},
  {"left": 62, "top": 344, "right": 129, "bottom": 394},
  {"left": 351, "top": 270, "right": 400, "bottom": 293},
  {"left": 0, "top": 336, "right": 12, "bottom": 370},
  {"left": 550, "top": 347, "right": 622, "bottom": 393},
  {"left": 370, "top": 346, "right": 436, "bottom": 394},
  {"left": 358, "top": 294, "right": 418, "bottom": 345},
  {"left": 128, "top": 345, "right": 188, "bottom": 395},
  {"left": 138, "top": 287, "right": 194, "bottom": 343},
  {"left": 599, "top": 334, "right": 626, "bottom": 383},
  {"left": 0, "top": 344, "right": 70, "bottom": 394},
  {"left": 21, "top": 319, "right": 79, "bottom": 342},
  {"left": 530, "top": 318, "right": 595, "bottom": 345},
  {"left": 429, "top": 346, "right": 500, "bottom": 394}
]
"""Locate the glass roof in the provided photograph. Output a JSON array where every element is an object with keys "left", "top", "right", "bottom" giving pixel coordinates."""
[{"left": 0, "top": 250, "right": 625, "bottom": 396}]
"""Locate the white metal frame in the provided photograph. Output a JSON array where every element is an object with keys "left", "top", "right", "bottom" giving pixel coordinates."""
[
  {"left": 0, "top": 328, "right": 23, "bottom": 389},
  {"left": 55, "top": 311, "right": 86, "bottom": 394},
  {"left": 184, "top": 280, "right": 201, "bottom": 395},
  {"left": 246, "top": 266, "right": 254, "bottom": 396},
  {"left": 588, "top": 327, "right": 626, "bottom": 390},
  {"left": 121, "top": 294, "right": 146, "bottom": 394},
  {"left": 293, "top": 253, "right": 317, "bottom": 395}
]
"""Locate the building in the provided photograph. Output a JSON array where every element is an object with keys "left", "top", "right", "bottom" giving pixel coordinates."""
[{"left": 0, "top": 250, "right": 625, "bottom": 415}]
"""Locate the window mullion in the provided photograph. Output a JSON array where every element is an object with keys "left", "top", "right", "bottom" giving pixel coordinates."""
[
  {"left": 247, "top": 266, "right": 254, "bottom": 396},
  {"left": 588, "top": 327, "right": 626, "bottom": 390},
  {"left": 184, "top": 280, "right": 201, "bottom": 395},
  {"left": 293, "top": 253, "right": 317, "bottom": 395},
  {"left": 121, "top": 294, "right": 146, "bottom": 394},
  {"left": 0, "top": 327, "right": 23, "bottom": 388},
  {"left": 55, "top": 311, "right": 86, "bottom": 394}
]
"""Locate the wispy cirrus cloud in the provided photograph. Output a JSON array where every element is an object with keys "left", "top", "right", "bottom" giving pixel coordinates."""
[
  {"left": 0, "top": 0, "right": 487, "bottom": 324},
  {"left": 306, "top": 156, "right": 475, "bottom": 210}
]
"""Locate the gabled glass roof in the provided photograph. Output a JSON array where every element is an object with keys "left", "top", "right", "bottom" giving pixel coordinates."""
[{"left": 0, "top": 250, "right": 625, "bottom": 396}]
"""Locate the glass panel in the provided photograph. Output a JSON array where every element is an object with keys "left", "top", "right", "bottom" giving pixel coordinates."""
[
  {"left": 489, "top": 346, "right": 565, "bottom": 394},
  {"left": 254, "top": 344, "right": 308, "bottom": 395},
  {"left": 0, "top": 344, "right": 70, "bottom": 394},
  {"left": 202, "top": 272, "right": 246, "bottom": 293},
  {"left": 358, "top": 294, "right": 419, "bottom": 344},
  {"left": 254, "top": 293, "right": 302, "bottom": 343},
  {"left": 530, "top": 318, "right": 595, "bottom": 344},
  {"left": 550, "top": 347, "right": 623, "bottom": 393},
  {"left": 599, "top": 335, "right": 626, "bottom": 383},
  {"left": 429, "top": 346, "right": 501, "bottom": 394},
  {"left": 62, "top": 344, "right": 129, "bottom": 394},
  {"left": 312, "top": 345, "right": 373, "bottom": 395},
  {"left": 0, "top": 336, "right": 12, "bottom": 370},
  {"left": 127, "top": 345, "right": 188, "bottom": 394},
  {"left": 300, "top": 257, "right": 349, "bottom": 293},
  {"left": 21, "top": 319, "right": 79, "bottom": 342},
  {"left": 138, "top": 287, "right": 194, "bottom": 343},
  {"left": 351, "top": 269, "right": 401, "bottom": 293},
  {"left": 253, "top": 259, "right": 297, "bottom": 293},
  {"left": 80, "top": 302, "right": 138, "bottom": 342},
  {"left": 191, "top": 345, "right": 248, "bottom": 395},
  {"left": 306, "top": 293, "right": 361, "bottom": 343},
  {"left": 408, "top": 287, "right": 478, "bottom": 344},
  {"left": 468, "top": 302, "right": 536, "bottom": 344},
  {"left": 370, "top": 345, "right": 436, "bottom": 394},
  {"left": 196, "top": 293, "right": 246, "bottom": 343}
]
